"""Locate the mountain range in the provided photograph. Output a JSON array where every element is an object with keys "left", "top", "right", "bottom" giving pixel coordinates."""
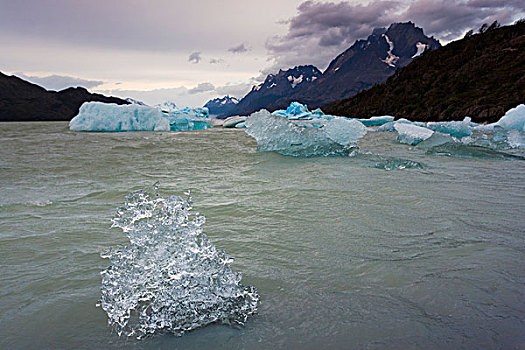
[
  {"left": 203, "top": 96, "right": 239, "bottom": 115},
  {"left": 324, "top": 21, "right": 525, "bottom": 123},
  {"left": 222, "top": 22, "right": 440, "bottom": 117},
  {"left": 0, "top": 72, "right": 128, "bottom": 122}
]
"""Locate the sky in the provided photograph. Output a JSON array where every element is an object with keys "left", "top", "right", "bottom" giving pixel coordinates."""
[{"left": 1, "top": 0, "right": 523, "bottom": 107}]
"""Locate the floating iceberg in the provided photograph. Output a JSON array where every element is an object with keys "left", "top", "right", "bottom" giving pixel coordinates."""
[
  {"left": 165, "top": 107, "right": 212, "bottom": 131},
  {"left": 356, "top": 116, "right": 395, "bottom": 127},
  {"left": 496, "top": 104, "right": 525, "bottom": 132},
  {"left": 426, "top": 117, "right": 472, "bottom": 139},
  {"left": 245, "top": 110, "right": 367, "bottom": 157},
  {"left": 394, "top": 123, "right": 434, "bottom": 146},
  {"left": 99, "top": 185, "right": 258, "bottom": 338},
  {"left": 69, "top": 102, "right": 170, "bottom": 132}
]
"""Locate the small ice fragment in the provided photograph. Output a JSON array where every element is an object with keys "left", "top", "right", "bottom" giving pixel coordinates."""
[
  {"left": 223, "top": 116, "right": 247, "bottom": 128},
  {"left": 356, "top": 116, "right": 395, "bottom": 127},
  {"left": 394, "top": 123, "right": 434, "bottom": 145},
  {"left": 425, "top": 117, "right": 472, "bottom": 139},
  {"left": 496, "top": 104, "right": 525, "bottom": 132}
]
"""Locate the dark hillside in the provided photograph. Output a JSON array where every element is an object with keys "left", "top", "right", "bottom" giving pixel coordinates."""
[
  {"left": 323, "top": 21, "right": 525, "bottom": 123},
  {"left": 0, "top": 72, "right": 129, "bottom": 121}
]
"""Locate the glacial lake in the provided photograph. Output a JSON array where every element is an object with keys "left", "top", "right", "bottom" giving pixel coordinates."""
[{"left": 1, "top": 122, "right": 524, "bottom": 349}]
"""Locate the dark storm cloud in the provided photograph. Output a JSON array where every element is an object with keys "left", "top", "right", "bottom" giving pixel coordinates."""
[
  {"left": 15, "top": 73, "right": 104, "bottom": 91},
  {"left": 266, "top": 0, "right": 525, "bottom": 70},
  {"left": 228, "top": 43, "right": 249, "bottom": 53},
  {"left": 188, "top": 82, "right": 215, "bottom": 94},
  {"left": 188, "top": 52, "right": 202, "bottom": 64}
]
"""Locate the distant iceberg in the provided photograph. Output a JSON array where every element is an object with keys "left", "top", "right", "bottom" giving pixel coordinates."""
[
  {"left": 245, "top": 110, "right": 366, "bottom": 157},
  {"left": 69, "top": 102, "right": 212, "bottom": 132},
  {"left": 165, "top": 107, "right": 212, "bottom": 131},
  {"left": 69, "top": 102, "right": 170, "bottom": 132}
]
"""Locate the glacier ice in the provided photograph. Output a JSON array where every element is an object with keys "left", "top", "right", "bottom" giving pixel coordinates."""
[
  {"left": 496, "top": 104, "right": 525, "bottom": 132},
  {"left": 245, "top": 110, "right": 367, "bottom": 157},
  {"left": 69, "top": 102, "right": 170, "bottom": 132},
  {"left": 98, "top": 185, "right": 258, "bottom": 338},
  {"left": 426, "top": 117, "right": 472, "bottom": 139},
  {"left": 394, "top": 123, "right": 434, "bottom": 146}
]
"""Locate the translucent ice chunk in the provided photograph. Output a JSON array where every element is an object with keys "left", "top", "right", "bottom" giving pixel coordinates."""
[
  {"left": 245, "top": 110, "right": 366, "bottom": 157},
  {"left": 394, "top": 123, "right": 434, "bottom": 145},
  {"left": 497, "top": 104, "right": 525, "bottom": 132},
  {"left": 377, "top": 118, "right": 412, "bottom": 132},
  {"left": 69, "top": 102, "right": 170, "bottom": 132},
  {"left": 99, "top": 185, "right": 258, "bottom": 339},
  {"left": 426, "top": 117, "right": 472, "bottom": 139}
]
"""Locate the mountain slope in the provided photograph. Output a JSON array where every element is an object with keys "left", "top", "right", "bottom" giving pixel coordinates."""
[
  {"left": 288, "top": 22, "right": 440, "bottom": 108},
  {"left": 225, "top": 65, "right": 321, "bottom": 117},
  {"left": 323, "top": 21, "right": 525, "bottom": 123},
  {"left": 0, "top": 72, "right": 129, "bottom": 121}
]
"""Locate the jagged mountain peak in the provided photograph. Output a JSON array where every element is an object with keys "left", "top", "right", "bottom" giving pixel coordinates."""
[{"left": 203, "top": 95, "right": 240, "bottom": 116}]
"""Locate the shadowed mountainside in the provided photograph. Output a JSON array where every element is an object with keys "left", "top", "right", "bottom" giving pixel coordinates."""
[
  {"left": 0, "top": 72, "right": 129, "bottom": 121},
  {"left": 323, "top": 21, "right": 525, "bottom": 123}
]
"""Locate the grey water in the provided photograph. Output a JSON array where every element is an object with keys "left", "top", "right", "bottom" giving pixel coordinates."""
[{"left": 1, "top": 122, "right": 524, "bottom": 349}]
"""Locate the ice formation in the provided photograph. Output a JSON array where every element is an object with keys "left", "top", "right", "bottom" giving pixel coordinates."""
[
  {"left": 496, "top": 104, "right": 525, "bottom": 132},
  {"left": 164, "top": 107, "right": 212, "bottom": 131},
  {"left": 245, "top": 110, "right": 367, "bottom": 157},
  {"left": 272, "top": 102, "right": 326, "bottom": 120},
  {"left": 69, "top": 102, "right": 170, "bottom": 132},
  {"left": 356, "top": 116, "right": 395, "bottom": 127},
  {"left": 223, "top": 116, "right": 247, "bottom": 128},
  {"left": 394, "top": 123, "right": 434, "bottom": 146},
  {"left": 426, "top": 117, "right": 472, "bottom": 139},
  {"left": 98, "top": 185, "right": 258, "bottom": 338}
]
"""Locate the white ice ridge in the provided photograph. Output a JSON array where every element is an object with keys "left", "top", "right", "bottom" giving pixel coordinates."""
[
  {"left": 497, "top": 104, "right": 525, "bottom": 132},
  {"left": 381, "top": 34, "right": 399, "bottom": 67},
  {"left": 99, "top": 185, "right": 259, "bottom": 338}
]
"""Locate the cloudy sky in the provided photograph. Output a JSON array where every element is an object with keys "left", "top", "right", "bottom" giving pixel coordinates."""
[{"left": 1, "top": 0, "right": 523, "bottom": 106}]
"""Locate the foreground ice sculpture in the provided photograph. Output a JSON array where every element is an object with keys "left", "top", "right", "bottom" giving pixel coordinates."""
[
  {"left": 98, "top": 185, "right": 258, "bottom": 338},
  {"left": 245, "top": 110, "right": 367, "bottom": 156},
  {"left": 69, "top": 102, "right": 170, "bottom": 132}
]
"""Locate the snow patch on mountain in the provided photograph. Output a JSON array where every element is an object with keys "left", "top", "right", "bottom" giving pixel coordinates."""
[{"left": 381, "top": 34, "right": 399, "bottom": 67}]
